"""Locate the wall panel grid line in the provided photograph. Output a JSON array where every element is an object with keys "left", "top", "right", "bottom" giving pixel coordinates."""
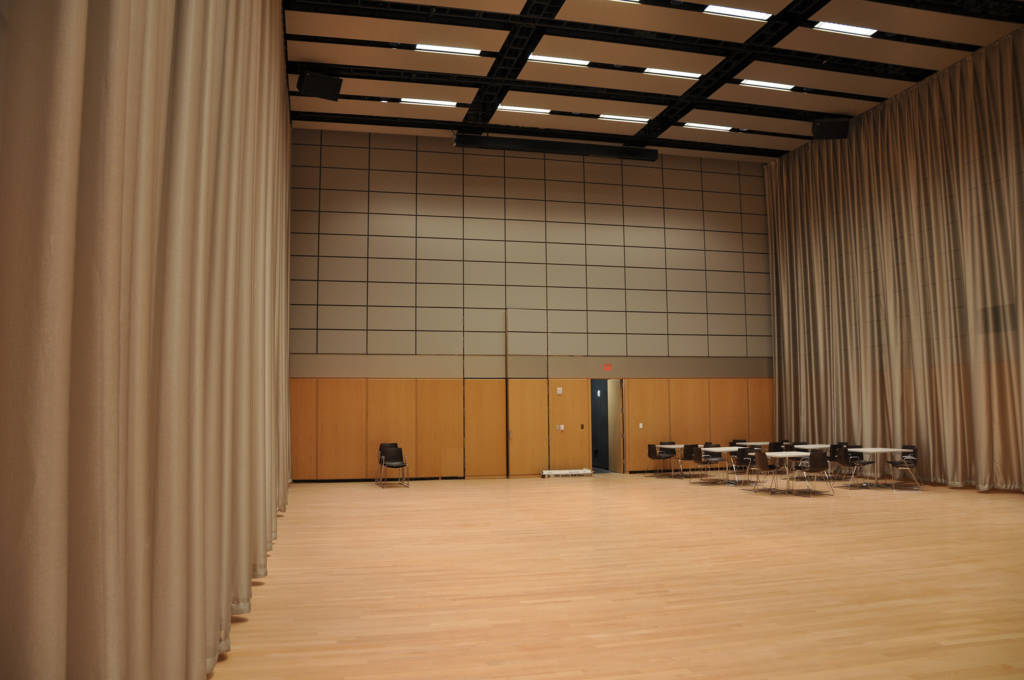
[{"left": 290, "top": 132, "right": 769, "bottom": 358}]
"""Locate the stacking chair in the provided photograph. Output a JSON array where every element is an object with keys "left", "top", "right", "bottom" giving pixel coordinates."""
[
  {"left": 680, "top": 444, "right": 702, "bottom": 478},
  {"left": 889, "top": 444, "right": 921, "bottom": 490},
  {"left": 836, "top": 444, "right": 872, "bottom": 487},
  {"left": 692, "top": 444, "right": 724, "bottom": 483},
  {"left": 768, "top": 441, "right": 785, "bottom": 453},
  {"left": 376, "top": 444, "right": 409, "bottom": 486},
  {"left": 647, "top": 444, "right": 675, "bottom": 476},
  {"left": 659, "top": 441, "right": 678, "bottom": 476},
  {"left": 794, "top": 449, "right": 834, "bottom": 495},
  {"left": 748, "top": 449, "right": 785, "bottom": 493},
  {"left": 729, "top": 446, "right": 754, "bottom": 485}
]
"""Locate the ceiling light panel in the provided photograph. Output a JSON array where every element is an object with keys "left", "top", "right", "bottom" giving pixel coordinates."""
[
  {"left": 415, "top": 44, "right": 482, "bottom": 56},
  {"left": 737, "top": 62, "right": 912, "bottom": 99},
  {"left": 739, "top": 79, "right": 794, "bottom": 90},
  {"left": 286, "top": 42, "right": 495, "bottom": 77},
  {"left": 498, "top": 91, "right": 665, "bottom": 118},
  {"left": 599, "top": 114, "right": 649, "bottom": 123},
  {"left": 556, "top": 0, "right": 761, "bottom": 44},
  {"left": 644, "top": 68, "right": 701, "bottom": 79},
  {"left": 528, "top": 54, "right": 590, "bottom": 66},
  {"left": 776, "top": 27, "right": 969, "bottom": 71},
  {"left": 702, "top": 5, "right": 772, "bottom": 21},
  {"left": 812, "top": 21, "right": 876, "bottom": 37},
  {"left": 288, "top": 96, "right": 465, "bottom": 122},
  {"left": 711, "top": 84, "right": 879, "bottom": 116},
  {"left": 400, "top": 98, "right": 458, "bottom": 107},
  {"left": 809, "top": 0, "right": 1019, "bottom": 47},
  {"left": 683, "top": 121, "right": 732, "bottom": 131},
  {"left": 496, "top": 105, "right": 551, "bottom": 115},
  {"left": 284, "top": 11, "right": 508, "bottom": 51}
]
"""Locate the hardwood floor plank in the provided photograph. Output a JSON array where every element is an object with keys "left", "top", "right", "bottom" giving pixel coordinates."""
[{"left": 213, "top": 477, "right": 1024, "bottom": 680}]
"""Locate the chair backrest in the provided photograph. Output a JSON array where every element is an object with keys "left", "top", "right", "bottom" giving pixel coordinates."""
[
  {"left": 828, "top": 443, "right": 843, "bottom": 461},
  {"left": 733, "top": 446, "right": 751, "bottom": 463},
  {"left": 836, "top": 445, "right": 854, "bottom": 466},
  {"left": 768, "top": 441, "right": 784, "bottom": 452},
  {"left": 754, "top": 450, "right": 771, "bottom": 469},
  {"left": 805, "top": 449, "right": 828, "bottom": 472},
  {"left": 660, "top": 441, "right": 675, "bottom": 446},
  {"left": 647, "top": 443, "right": 659, "bottom": 460},
  {"left": 658, "top": 441, "right": 675, "bottom": 457},
  {"left": 901, "top": 444, "right": 919, "bottom": 465},
  {"left": 381, "top": 447, "right": 404, "bottom": 464},
  {"left": 847, "top": 444, "right": 863, "bottom": 461},
  {"left": 704, "top": 442, "right": 717, "bottom": 447},
  {"left": 378, "top": 442, "right": 399, "bottom": 461},
  {"left": 729, "top": 439, "right": 741, "bottom": 446},
  {"left": 682, "top": 444, "right": 700, "bottom": 461}
]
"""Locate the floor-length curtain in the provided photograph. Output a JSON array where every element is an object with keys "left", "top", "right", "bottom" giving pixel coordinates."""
[
  {"left": 0, "top": 1, "right": 292, "bottom": 678},
  {"left": 767, "top": 29, "right": 1023, "bottom": 491}
]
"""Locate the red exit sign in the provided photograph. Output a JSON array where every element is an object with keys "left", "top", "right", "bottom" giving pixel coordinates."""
[{"left": 602, "top": 363, "right": 612, "bottom": 371}]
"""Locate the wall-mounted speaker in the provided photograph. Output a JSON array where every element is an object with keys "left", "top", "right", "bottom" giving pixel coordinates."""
[
  {"left": 296, "top": 72, "right": 342, "bottom": 101},
  {"left": 812, "top": 118, "right": 850, "bottom": 140}
]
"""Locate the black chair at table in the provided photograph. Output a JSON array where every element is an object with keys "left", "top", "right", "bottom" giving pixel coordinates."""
[
  {"left": 827, "top": 442, "right": 848, "bottom": 474},
  {"left": 680, "top": 444, "right": 702, "bottom": 478},
  {"left": 768, "top": 441, "right": 785, "bottom": 453},
  {"left": 836, "top": 444, "right": 873, "bottom": 487},
  {"left": 889, "top": 444, "right": 921, "bottom": 490},
  {"left": 729, "top": 446, "right": 754, "bottom": 485},
  {"left": 647, "top": 443, "right": 675, "bottom": 476},
  {"left": 659, "top": 441, "right": 678, "bottom": 477},
  {"left": 376, "top": 443, "right": 409, "bottom": 487},
  {"left": 692, "top": 443, "right": 724, "bottom": 483},
  {"left": 794, "top": 449, "right": 834, "bottom": 495},
  {"left": 749, "top": 449, "right": 785, "bottom": 493}
]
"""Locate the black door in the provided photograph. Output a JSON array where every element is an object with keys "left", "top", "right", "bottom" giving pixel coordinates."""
[{"left": 591, "top": 379, "right": 609, "bottom": 470}]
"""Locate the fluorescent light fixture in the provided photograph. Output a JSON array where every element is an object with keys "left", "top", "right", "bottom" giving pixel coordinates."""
[
  {"left": 415, "top": 43, "right": 482, "bottom": 56},
  {"left": 740, "top": 78, "right": 794, "bottom": 91},
  {"left": 684, "top": 122, "right": 733, "bottom": 131},
  {"left": 703, "top": 5, "right": 771, "bottom": 21},
  {"left": 400, "top": 97, "right": 457, "bottom": 107},
  {"left": 813, "top": 21, "right": 877, "bottom": 37},
  {"left": 497, "top": 105, "right": 551, "bottom": 115},
  {"left": 644, "top": 67, "right": 701, "bottom": 79},
  {"left": 609, "top": 0, "right": 640, "bottom": 3},
  {"left": 528, "top": 54, "right": 590, "bottom": 67},
  {"left": 599, "top": 114, "right": 649, "bottom": 123}
]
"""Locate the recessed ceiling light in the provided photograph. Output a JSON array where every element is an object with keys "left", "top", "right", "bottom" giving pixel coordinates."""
[
  {"left": 528, "top": 54, "right": 590, "bottom": 67},
  {"left": 703, "top": 5, "right": 771, "bottom": 21},
  {"left": 684, "top": 122, "right": 733, "bottom": 131},
  {"left": 740, "top": 79, "right": 795, "bottom": 91},
  {"left": 609, "top": 0, "right": 640, "bottom": 3},
  {"left": 644, "top": 67, "right": 701, "bottom": 80},
  {"left": 497, "top": 105, "right": 551, "bottom": 115},
  {"left": 415, "top": 44, "right": 482, "bottom": 56},
  {"left": 400, "top": 98, "right": 457, "bottom": 107},
  {"left": 813, "top": 21, "right": 877, "bottom": 37},
  {"left": 599, "top": 114, "right": 649, "bottom": 123}
]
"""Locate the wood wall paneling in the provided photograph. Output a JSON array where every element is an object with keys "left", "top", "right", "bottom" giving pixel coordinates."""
[
  {"left": 416, "top": 379, "right": 464, "bottom": 478},
  {"left": 289, "top": 378, "right": 318, "bottom": 480},
  {"left": 669, "top": 379, "right": 711, "bottom": 445},
  {"left": 317, "top": 378, "right": 367, "bottom": 479},
  {"left": 366, "top": 379, "right": 418, "bottom": 478},
  {"left": 747, "top": 378, "right": 775, "bottom": 442},
  {"left": 708, "top": 378, "right": 749, "bottom": 445},
  {"left": 548, "top": 378, "right": 592, "bottom": 470},
  {"left": 465, "top": 379, "right": 507, "bottom": 478},
  {"left": 624, "top": 379, "right": 671, "bottom": 472},
  {"left": 508, "top": 379, "right": 549, "bottom": 476}
]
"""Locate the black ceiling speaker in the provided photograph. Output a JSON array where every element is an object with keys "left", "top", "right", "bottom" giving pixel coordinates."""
[
  {"left": 296, "top": 71, "right": 342, "bottom": 101},
  {"left": 812, "top": 118, "right": 850, "bottom": 140}
]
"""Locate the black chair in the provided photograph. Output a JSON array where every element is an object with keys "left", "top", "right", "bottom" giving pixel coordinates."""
[
  {"left": 680, "top": 444, "right": 702, "bottom": 478},
  {"left": 889, "top": 444, "right": 921, "bottom": 490},
  {"left": 659, "top": 441, "right": 678, "bottom": 477},
  {"left": 729, "top": 446, "right": 754, "bottom": 485},
  {"left": 692, "top": 444, "right": 725, "bottom": 483},
  {"left": 647, "top": 443, "right": 675, "bottom": 476},
  {"left": 836, "top": 444, "right": 873, "bottom": 487},
  {"left": 749, "top": 449, "right": 785, "bottom": 493},
  {"left": 376, "top": 444, "right": 408, "bottom": 486},
  {"left": 795, "top": 449, "right": 834, "bottom": 495},
  {"left": 768, "top": 441, "right": 785, "bottom": 452}
]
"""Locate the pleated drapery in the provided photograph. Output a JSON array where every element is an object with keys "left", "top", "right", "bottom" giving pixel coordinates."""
[
  {"left": 767, "top": 29, "right": 1023, "bottom": 491},
  {"left": 0, "top": 1, "right": 291, "bottom": 678}
]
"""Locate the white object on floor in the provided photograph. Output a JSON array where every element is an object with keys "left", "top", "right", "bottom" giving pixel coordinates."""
[{"left": 541, "top": 468, "right": 594, "bottom": 478}]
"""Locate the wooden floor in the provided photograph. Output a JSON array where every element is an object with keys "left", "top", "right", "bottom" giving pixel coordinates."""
[{"left": 213, "top": 474, "right": 1024, "bottom": 680}]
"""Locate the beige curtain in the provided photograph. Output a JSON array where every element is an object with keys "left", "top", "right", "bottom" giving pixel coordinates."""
[
  {"left": 767, "top": 29, "right": 1023, "bottom": 491},
  {"left": 0, "top": 1, "right": 291, "bottom": 678}
]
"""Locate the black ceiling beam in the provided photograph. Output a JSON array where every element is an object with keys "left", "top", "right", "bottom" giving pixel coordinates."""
[
  {"left": 864, "top": 0, "right": 1024, "bottom": 23},
  {"left": 633, "top": 0, "right": 837, "bottom": 144},
  {"left": 284, "top": 0, "right": 933, "bottom": 82},
  {"left": 290, "top": 109, "right": 786, "bottom": 157},
  {"left": 463, "top": 0, "right": 564, "bottom": 128},
  {"left": 288, "top": 60, "right": 848, "bottom": 122}
]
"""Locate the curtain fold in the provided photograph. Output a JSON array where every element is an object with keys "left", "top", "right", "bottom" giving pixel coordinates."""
[
  {"left": 0, "top": 1, "right": 292, "bottom": 678},
  {"left": 767, "top": 29, "right": 1023, "bottom": 491}
]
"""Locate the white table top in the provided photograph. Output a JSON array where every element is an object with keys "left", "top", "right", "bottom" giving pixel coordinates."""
[
  {"left": 767, "top": 451, "right": 811, "bottom": 459},
  {"left": 794, "top": 444, "right": 830, "bottom": 450},
  {"left": 738, "top": 441, "right": 769, "bottom": 446},
  {"left": 701, "top": 446, "right": 742, "bottom": 453},
  {"left": 654, "top": 443, "right": 686, "bottom": 449},
  {"left": 848, "top": 447, "right": 913, "bottom": 453}
]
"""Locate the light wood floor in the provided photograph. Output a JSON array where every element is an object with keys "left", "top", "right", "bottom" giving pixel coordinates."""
[{"left": 213, "top": 475, "right": 1024, "bottom": 679}]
